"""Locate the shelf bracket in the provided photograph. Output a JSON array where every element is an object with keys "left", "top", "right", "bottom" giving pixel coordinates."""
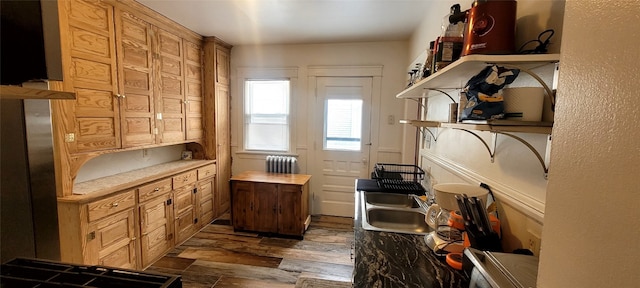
[
  {"left": 493, "top": 131, "right": 550, "bottom": 179},
  {"left": 451, "top": 128, "right": 550, "bottom": 178},
  {"left": 418, "top": 127, "right": 438, "bottom": 142},
  {"left": 424, "top": 88, "right": 456, "bottom": 103},
  {"left": 452, "top": 128, "right": 496, "bottom": 162}
]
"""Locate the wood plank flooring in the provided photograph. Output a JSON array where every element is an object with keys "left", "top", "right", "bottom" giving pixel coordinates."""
[{"left": 145, "top": 214, "right": 354, "bottom": 288}]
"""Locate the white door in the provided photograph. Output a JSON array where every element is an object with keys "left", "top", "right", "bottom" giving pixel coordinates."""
[{"left": 313, "top": 77, "right": 372, "bottom": 216}]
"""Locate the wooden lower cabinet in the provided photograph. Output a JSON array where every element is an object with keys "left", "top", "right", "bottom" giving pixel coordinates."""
[
  {"left": 58, "top": 189, "right": 138, "bottom": 269},
  {"left": 138, "top": 191, "right": 174, "bottom": 268},
  {"left": 173, "top": 184, "right": 198, "bottom": 244},
  {"left": 254, "top": 183, "right": 279, "bottom": 233},
  {"left": 198, "top": 178, "right": 215, "bottom": 225},
  {"left": 86, "top": 209, "right": 138, "bottom": 269},
  {"left": 230, "top": 171, "right": 311, "bottom": 237},
  {"left": 278, "top": 184, "right": 308, "bottom": 236},
  {"left": 58, "top": 163, "right": 220, "bottom": 270},
  {"left": 231, "top": 181, "right": 254, "bottom": 231}
]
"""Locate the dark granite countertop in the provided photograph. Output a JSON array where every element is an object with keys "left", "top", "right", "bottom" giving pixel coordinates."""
[{"left": 353, "top": 180, "right": 468, "bottom": 288}]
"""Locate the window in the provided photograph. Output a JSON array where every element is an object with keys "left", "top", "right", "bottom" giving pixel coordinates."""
[
  {"left": 244, "top": 80, "right": 290, "bottom": 151},
  {"left": 324, "top": 99, "right": 362, "bottom": 151}
]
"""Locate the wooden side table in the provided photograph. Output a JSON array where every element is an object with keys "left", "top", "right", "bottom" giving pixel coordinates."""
[{"left": 230, "top": 171, "right": 311, "bottom": 237}]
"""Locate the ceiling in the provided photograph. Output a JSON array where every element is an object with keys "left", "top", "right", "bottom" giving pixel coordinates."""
[{"left": 137, "top": 0, "right": 436, "bottom": 46}]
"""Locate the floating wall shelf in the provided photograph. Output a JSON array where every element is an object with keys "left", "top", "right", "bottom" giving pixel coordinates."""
[
  {"left": 401, "top": 120, "right": 553, "bottom": 178},
  {"left": 396, "top": 54, "right": 561, "bottom": 99}
]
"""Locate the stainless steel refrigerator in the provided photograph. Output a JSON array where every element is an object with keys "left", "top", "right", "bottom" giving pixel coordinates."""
[{"left": 1, "top": 96, "right": 60, "bottom": 262}]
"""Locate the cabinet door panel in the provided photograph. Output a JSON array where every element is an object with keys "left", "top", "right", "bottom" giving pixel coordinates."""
[
  {"left": 173, "top": 185, "right": 196, "bottom": 216},
  {"left": 174, "top": 208, "right": 197, "bottom": 244},
  {"left": 173, "top": 184, "right": 197, "bottom": 244},
  {"left": 116, "top": 10, "right": 155, "bottom": 147},
  {"left": 215, "top": 84, "right": 231, "bottom": 216},
  {"left": 63, "top": 0, "right": 120, "bottom": 152},
  {"left": 231, "top": 181, "right": 253, "bottom": 231},
  {"left": 215, "top": 46, "right": 230, "bottom": 85},
  {"left": 156, "top": 28, "right": 185, "bottom": 143},
  {"left": 254, "top": 183, "right": 278, "bottom": 233},
  {"left": 198, "top": 179, "right": 215, "bottom": 225},
  {"left": 139, "top": 193, "right": 173, "bottom": 267},
  {"left": 86, "top": 209, "right": 137, "bottom": 269},
  {"left": 278, "top": 184, "right": 303, "bottom": 236},
  {"left": 184, "top": 40, "right": 203, "bottom": 140}
]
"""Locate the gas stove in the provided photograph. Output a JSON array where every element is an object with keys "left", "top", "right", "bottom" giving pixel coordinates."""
[{"left": 1, "top": 258, "right": 181, "bottom": 288}]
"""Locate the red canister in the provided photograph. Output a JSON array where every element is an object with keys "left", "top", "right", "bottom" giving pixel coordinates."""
[{"left": 462, "top": 0, "right": 517, "bottom": 56}]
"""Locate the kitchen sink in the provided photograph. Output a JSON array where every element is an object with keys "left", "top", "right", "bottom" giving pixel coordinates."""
[
  {"left": 366, "top": 209, "right": 431, "bottom": 233},
  {"left": 360, "top": 191, "right": 432, "bottom": 235},
  {"left": 364, "top": 192, "right": 420, "bottom": 208}
]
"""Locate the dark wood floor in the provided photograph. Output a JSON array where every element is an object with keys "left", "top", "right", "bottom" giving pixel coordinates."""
[{"left": 145, "top": 214, "right": 354, "bottom": 288}]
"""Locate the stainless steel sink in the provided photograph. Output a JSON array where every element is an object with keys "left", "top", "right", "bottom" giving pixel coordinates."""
[
  {"left": 360, "top": 191, "right": 432, "bottom": 235},
  {"left": 364, "top": 192, "right": 420, "bottom": 208}
]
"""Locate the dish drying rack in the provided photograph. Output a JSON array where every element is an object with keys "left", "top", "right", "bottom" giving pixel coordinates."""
[{"left": 373, "top": 163, "right": 426, "bottom": 195}]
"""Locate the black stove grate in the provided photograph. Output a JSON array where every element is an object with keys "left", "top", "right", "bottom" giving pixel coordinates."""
[{"left": 0, "top": 258, "right": 181, "bottom": 288}]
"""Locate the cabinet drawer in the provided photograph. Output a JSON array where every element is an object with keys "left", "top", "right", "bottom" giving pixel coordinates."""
[
  {"left": 138, "top": 178, "right": 172, "bottom": 202},
  {"left": 87, "top": 190, "right": 136, "bottom": 222},
  {"left": 172, "top": 170, "right": 197, "bottom": 189},
  {"left": 197, "top": 164, "right": 216, "bottom": 180}
]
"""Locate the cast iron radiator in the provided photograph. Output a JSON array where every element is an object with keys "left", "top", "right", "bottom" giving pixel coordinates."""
[{"left": 266, "top": 155, "right": 297, "bottom": 174}]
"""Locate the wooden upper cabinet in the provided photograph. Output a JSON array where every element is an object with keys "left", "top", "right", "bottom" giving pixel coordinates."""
[
  {"left": 156, "top": 28, "right": 186, "bottom": 144},
  {"left": 57, "top": 0, "right": 206, "bottom": 154},
  {"left": 184, "top": 40, "right": 204, "bottom": 141},
  {"left": 115, "top": 10, "right": 156, "bottom": 148},
  {"left": 61, "top": 0, "right": 121, "bottom": 152},
  {"left": 215, "top": 45, "right": 230, "bottom": 86}
]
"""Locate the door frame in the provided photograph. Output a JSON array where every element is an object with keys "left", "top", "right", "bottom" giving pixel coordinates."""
[{"left": 307, "top": 65, "right": 383, "bottom": 215}]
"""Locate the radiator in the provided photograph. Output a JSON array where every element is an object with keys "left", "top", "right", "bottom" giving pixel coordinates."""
[{"left": 266, "top": 155, "right": 297, "bottom": 174}]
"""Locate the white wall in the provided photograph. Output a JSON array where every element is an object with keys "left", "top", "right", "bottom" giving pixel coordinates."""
[
  {"left": 405, "top": 0, "right": 567, "bottom": 253},
  {"left": 229, "top": 42, "right": 409, "bottom": 176},
  {"left": 538, "top": 1, "right": 640, "bottom": 287},
  {"left": 75, "top": 145, "right": 185, "bottom": 183}
]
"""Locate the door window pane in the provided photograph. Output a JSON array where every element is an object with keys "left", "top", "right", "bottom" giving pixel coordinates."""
[
  {"left": 244, "top": 80, "right": 290, "bottom": 151},
  {"left": 324, "top": 99, "right": 362, "bottom": 151}
]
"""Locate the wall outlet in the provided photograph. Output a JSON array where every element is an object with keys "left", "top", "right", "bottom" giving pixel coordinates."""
[
  {"left": 526, "top": 230, "right": 541, "bottom": 256},
  {"left": 387, "top": 115, "right": 395, "bottom": 125}
]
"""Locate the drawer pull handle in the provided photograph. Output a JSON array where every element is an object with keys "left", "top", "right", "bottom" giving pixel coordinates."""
[
  {"left": 154, "top": 187, "right": 160, "bottom": 192},
  {"left": 112, "top": 202, "right": 119, "bottom": 207}
]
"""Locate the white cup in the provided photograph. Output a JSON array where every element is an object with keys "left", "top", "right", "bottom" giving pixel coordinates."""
[{"left": 502, "top": 87, "right": 545, "bottom": 122}]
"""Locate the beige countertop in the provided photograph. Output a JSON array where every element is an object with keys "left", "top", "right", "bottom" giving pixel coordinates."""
[
  {"left": 61, "top": 160, "right": 215, "bottom": 203},
  {"left": 230, "top": 170, "right": 311, "bottom": 185}
]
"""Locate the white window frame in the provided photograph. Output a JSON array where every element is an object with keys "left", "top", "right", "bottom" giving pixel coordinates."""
[{"left": 236, "top": 67, "right": 298, "bottom": 154}]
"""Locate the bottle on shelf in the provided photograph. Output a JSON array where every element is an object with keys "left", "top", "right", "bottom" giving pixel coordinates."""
[
  {"left": 435, "top": 4, "right": 465, "bottom": 72},
  {"left": 422, "top": 41, "right": 435, "bottom": 79}
]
